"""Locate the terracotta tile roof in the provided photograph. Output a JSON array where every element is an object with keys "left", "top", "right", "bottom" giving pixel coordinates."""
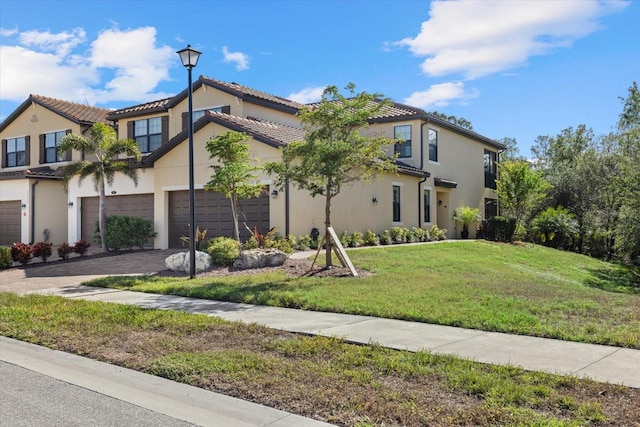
[
  {"left": 1, "top": 95, "right": 112, "bottom": 132},
  {"left": 306, "top": 99, "right": 425, "bottom": 121},
  {"left": 199, "top": 76, "right": 307, "bottom": 111},
  {"left": 0, "top": 166, "right": 61, "bottom": 180},
  {"left": 30, "top": 95, "right": 112, "bottom": 124},
  {"left": 434, "top": 177, "right": 458, "bottom": 188},
  {"left": 107, "top": 97, "right": 172, "bottom": 119},
  {"left": 206, "top": 111, "right": 305, "bottom": 146},
  {"left": 396, "top": 161, "right": 429, "bottom": 177}
]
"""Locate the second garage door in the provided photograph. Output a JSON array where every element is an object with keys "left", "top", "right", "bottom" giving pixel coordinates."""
[
  {"left": 168, "top": 189, "right": 270, "bottom": 248},
  {"left": 0, "top": 200, "right": 21, "bottom": 246},
  {"left": 81, "top": 194, "right": 154, "bottom": 245}
]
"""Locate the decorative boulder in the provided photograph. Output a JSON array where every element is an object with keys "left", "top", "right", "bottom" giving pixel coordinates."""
[
  {"left": 165, "top": 252, "right": 186, "bottom": 272},
  {"left": 182, "top": 250, "right": 212, "bottom": 273},
  {"left": 233, "top": 249, "right": 287, "bottom": 270}
]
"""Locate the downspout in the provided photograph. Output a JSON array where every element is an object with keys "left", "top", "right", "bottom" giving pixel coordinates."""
[
  {"left": 30, "top": 179, "right": 40, "bottom": 244},
  {"left": 285, "top": 178, "right": 290, "bottom": 236}
]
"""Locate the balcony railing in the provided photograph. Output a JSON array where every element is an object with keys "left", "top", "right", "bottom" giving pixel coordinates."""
[{"left": 485, "top": 171, "right": 497, "bottom": 189}]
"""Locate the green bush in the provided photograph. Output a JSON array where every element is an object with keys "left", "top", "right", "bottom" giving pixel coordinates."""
[
  {"left": 295, "top": 235, "right": 312, "bottom": 250},
  {"left": 206, "top": 237, "right": 240, "bottom": 266},
  {"left": 428, "top": 225, "right": 447, "bottom": 241},
  {"left": 32, "top": 241, "right": 52, "bottom": 262},
  {"left": 349, "top": 232, "right": 364, "bottom": 248},
  {"left": 96, "top": 215, "right": 156, "bottom": 252},
  {"left": 530, "top": 207, "right": 579, "bottom": 250},
  {"left": 410, "top": 227, "right": 429, "bottom": 243},
  {"left": 380, "top": 230, "right": 392, "bottom": 245},
  {"left": 11, "top": 242, "right": 32, "bottom": 266},
  {"left": 364, "top": 230, "right": 379, "bottom": 246},
  {"left": 339, "top": 230, "right": 350, "bottom": 247},
  {"left": 485, "top": 216, "right": 517, "bottom": 242},
  {"left": 243, "top": 236, "right": 259, "bottom": 250},
  {"left": 390, "top": 226, "right": 409, "bottom": 244},
  {"left": 0, "top": 247, "right": 12, "bottom": 269}
]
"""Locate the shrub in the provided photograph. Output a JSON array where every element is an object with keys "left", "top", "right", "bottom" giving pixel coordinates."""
[
  {"left": 11, "top": 242, "right": 32, "bottom": 266},
  {"left": 339, "top": 230, "right": 350, "bottom": 247},
  {"left": 530, "top": 207, "right": 579, "bottom": 250},
  {"left": 32, "top": 241, "right": 52, "bottom": 262},
  {"left": 73, "top": 239, "right": 91, "bottom": 256},
  {"left": 180, "top": 226, "right": 207, "bottom": 251},
  {"left": 206, "top": 237, "right": 240, "bottom": 266},
  {"left": 364, "top": 230, "right": 379, "bottom": 246},
  {"left": 485, "top": 216, "right": 517, "bottom": 243},
  {"left": 243, "top": 236, "right": 259, "bottom": 250},
  {"left": 269, "top": 239, "right": 294, "bottom": 255},
  {"left": 349, "top": 232, "right": 364, "bottom": 248},
  {"left": 295, "top": 235, "right": 312, "bottom": 251},
  {"left": 57, "top": 242, "right": 74, "bottom": 260},
  {"left": 380, "top": 230, "right": 392, "bottom": 245},
  {"left": 428, "top": 225, "right": 447, "bottom": 241},
  {"left": 96, "top": 215, "right": 156, "bottom": 252},
  {"left": 0, "top": 247, "right": 12, "bottom": 269},
  {"left": 410, "top": 227, "right": 429, "bottom": 243},
  {"left": 390, "top": 226, "right": 409, "bottom": 244}
]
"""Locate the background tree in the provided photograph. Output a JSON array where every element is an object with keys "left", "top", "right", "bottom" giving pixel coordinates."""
[
  {"left": 431, "top": 111, "right": 474, "bottom": 130},
  {"left": 497, "top": 137, "right": 523, "bottom": 162},
  {"left": 205, "top": 131, "right": 264, "bottom": 243},
  {"left": 265, "top": 83, "right": 398, "bottom": 267},
  {"left": 57, "top": 123, "right": 141, "bottom": 253},
  {"left": 495, "top": 160, "right": 550, "bottom": 231}
]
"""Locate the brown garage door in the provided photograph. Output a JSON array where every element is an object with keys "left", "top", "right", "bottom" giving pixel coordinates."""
[
  {"left": 0, "top": 200, "right": 21, "bottom": 246},
  {"left": 169, "top": 188, "right": 270, "bottom": 248},
  {"left": 81, "top": 194, "right": 154, "bottom": 245}
]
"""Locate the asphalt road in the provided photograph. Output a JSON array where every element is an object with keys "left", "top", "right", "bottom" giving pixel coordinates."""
[{"left": 0, "top": 361, "right": 195, "bottom": 427}]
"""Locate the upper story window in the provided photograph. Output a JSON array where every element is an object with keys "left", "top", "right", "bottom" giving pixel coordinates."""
[
  {"left": 394, "top": 125, "right": 412, "bottom": 158},
  {"left": 41, "top": 131, "right": 69, "bottom": 163},
  {"left": 392, "top": 185, "right": 401, "bottom": 222},
  {"left": 2, "top": 136, "right": 27, "bottom": 167},
  {"left": 428, "top": 129, "right": 438, "bottom": 162},
  {"left": 484, "top": 149, "right": 498, "bottom": 189},
  {"left": 184, "top": 106, "right": 231, "bottom": 128},
  {"left": 134, "top": 117, "right": 162, "bottom": 153}
]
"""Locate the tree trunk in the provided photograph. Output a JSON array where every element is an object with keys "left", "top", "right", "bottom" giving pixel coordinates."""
[
  {"left": 325, "top": 193, "right": 332, "bottom": 267},
  {"left": 98, "top": 185, "right": 107, "bottom": 253},
  {"left": 231, "top": 192, "right": 240, "bottom": 243}
]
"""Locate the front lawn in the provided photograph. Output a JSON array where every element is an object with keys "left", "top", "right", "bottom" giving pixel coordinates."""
[
  {"left": 88, "top": 241, "right": 640, "bottom": 348},
  {"left": 2, "top": 293, "right": 638, "bottom": 426}
]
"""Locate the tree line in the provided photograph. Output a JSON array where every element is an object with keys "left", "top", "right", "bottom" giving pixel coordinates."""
[{"left": 496, "top": 82, "right": 639, "bottom": 265}]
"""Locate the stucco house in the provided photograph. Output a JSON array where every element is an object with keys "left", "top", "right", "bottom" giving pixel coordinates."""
[
  {"left": 0, "top": 95, "right": 111, "bottom": 246},
  {"left": 1, "top": 77, "right": 503, "bottom": 248}
]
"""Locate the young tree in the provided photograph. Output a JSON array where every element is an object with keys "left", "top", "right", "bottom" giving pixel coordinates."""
[
  {"left": 265, "top": 83, "right": 398, "bottom": 267},
  {"left": 57, "top": 123, "right": 141, "bottom": 253},
  {"left": 495, "top": 160, "right": 550, "bottom": 230},
  {"left": 204, "top": 131, "right": 264, "bottom": 243}
]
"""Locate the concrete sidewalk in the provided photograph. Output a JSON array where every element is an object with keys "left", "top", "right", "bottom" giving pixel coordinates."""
[
  {"left": 0, "top": 336, "right": 331, "bottom": 427},
  {"left": 14, "top": 284, "right": 640, "bottom": 389}
]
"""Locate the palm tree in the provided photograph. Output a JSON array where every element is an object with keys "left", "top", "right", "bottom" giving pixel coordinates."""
[{"left": 57, "top": 123, "right": 142, "bottom": 253}]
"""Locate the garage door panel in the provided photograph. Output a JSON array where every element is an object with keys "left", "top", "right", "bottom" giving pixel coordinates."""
[
  {"left": 0, "top": 200, "right": 21, "bottom": 246},
  {"left": 169, "top": 189, "right": 270, "bottom": 248},
  {"left": 81, "top": 194, "right": 154, "bottom": 246}
]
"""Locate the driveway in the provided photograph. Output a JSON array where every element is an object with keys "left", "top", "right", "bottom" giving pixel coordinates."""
[{"left": 0, "top": 249, "right": 176, "bottom": 293}]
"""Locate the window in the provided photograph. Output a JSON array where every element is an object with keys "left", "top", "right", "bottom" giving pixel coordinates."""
[
  {"left": 4, "top": 137, "right": 26, "bottom": 167},
  {"left": 484, "top": 149, "right": 497, "bottom": 189},
  {"left": 423, "top": 189, "right": 431, "bottom": 223},
  {"left": 183, "top": 106, "right": 231, "bottom": 129},
  {"left": 485, "top": 198, "right": 498, "bottom": 219},
  {"left": 428, "top": 129, "right": 438, "bottom": 162},
  {"left": 394, "top": 125, "right": 411, "bottom": 158},
  {"left": 43, "top": 131, "right": 68, "bottom": 163},
  {"left": 393, "top": 185, "right": 401, "bottom": 222},
  {"left": 134, "top": 117, "right": 162, "bottom": 153}
]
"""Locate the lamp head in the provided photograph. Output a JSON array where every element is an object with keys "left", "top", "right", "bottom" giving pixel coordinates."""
[{"left": 177, "top": 45, "right": 201, "bottom": 69}]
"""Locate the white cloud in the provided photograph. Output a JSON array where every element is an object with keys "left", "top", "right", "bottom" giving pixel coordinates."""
[
  {"left": 0, "top": 26, "right": 175, "bottom": 106},
  {"left": 397, "top": 0, "right": 629, "bottom": 79},
  {"left": 403, "top": 82, "right": 478, "bottom": 109},
  {"left": 221, "top": 46, "right": 249, "bottom": 71},
  {"left": 288, "top": 86, "right": 326, "bottom": 103},
  {"left": 0, "top": 27, "right": 18, "bottom": 37}
]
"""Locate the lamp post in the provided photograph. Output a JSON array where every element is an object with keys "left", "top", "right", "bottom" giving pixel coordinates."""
[{"left": 177, "top": 45, "right": 201, "bottom": 279}]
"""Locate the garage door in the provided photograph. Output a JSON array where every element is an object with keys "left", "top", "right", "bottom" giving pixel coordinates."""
[
  {"left": 168, "top": 189, "right": 270, "bottom": 248},
  {"left": 81, "top": 194, "right": 154, "bottom": 245},
  {"left": 0, "top": 200, "right": 21, "bottom": 246}
]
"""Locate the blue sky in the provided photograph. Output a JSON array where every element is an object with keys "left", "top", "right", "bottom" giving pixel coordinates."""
[{"left": 1, "top": 0, "right": 638, "bottom": 156}]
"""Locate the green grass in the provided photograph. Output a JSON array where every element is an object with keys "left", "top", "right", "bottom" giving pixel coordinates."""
[
  {"left": 2, "top": 293, "right": 638, "bottom": 426},
  {"left": 88, "top": 241, "right": 640, "bottom": 348}
]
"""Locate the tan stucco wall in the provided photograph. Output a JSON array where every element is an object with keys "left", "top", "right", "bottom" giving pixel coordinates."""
[{"left": 0, "top": 103, "right": 85, "bottom": 170}]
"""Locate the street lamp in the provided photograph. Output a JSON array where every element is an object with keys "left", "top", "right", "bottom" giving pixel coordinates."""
[{"left": 177, "top": 44, "right": 201, "bottom": 279}]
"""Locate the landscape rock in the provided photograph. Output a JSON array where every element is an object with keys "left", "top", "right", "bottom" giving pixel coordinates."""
[
  {"left": 165, "top": 252, "right": 186, "bottom": 272},
  {"left": 183, "top": 250, "right": 212, "bottom": 273},
  {"left": 233, "top": 249, "right": 287, "bottom": 270}
]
